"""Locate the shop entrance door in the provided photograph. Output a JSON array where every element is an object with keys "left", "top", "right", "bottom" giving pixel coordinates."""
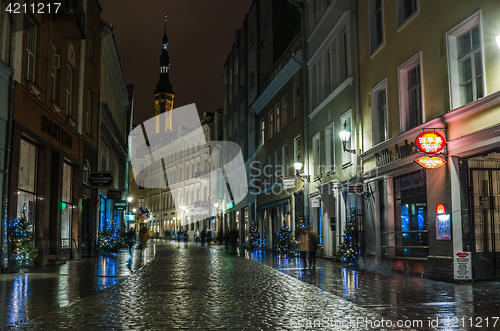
[
  {"left": 398, "top": 201, "right": 428, "bottom": 257},
  {"left": 470, "top": 169, "right": 500, "bottom": 280}
]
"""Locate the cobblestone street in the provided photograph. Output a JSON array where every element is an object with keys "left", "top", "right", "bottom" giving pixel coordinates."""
[{"left": 2, "top": 241, "right": 500, "bottom": 330}]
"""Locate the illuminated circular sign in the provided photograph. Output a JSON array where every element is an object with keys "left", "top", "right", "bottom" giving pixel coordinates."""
[
  {"left": 415, "top": 156, "right": 446, "bottom": 169},
  {"left": 436, "top": 203, "right": 447, "bottom": 215},
  {"left": 415, "top": 131, "right": 446, "bottom": 154}
]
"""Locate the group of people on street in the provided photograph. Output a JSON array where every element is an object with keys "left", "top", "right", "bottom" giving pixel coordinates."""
[
  {"left": 126, "top": 227, "right": 150, "bottom": 253},
  {"left": 298, "top": 226, "right": 318, "bottom": 270},
  {"left": 194, "top": 228, "right": 213, "bottom": 245}
]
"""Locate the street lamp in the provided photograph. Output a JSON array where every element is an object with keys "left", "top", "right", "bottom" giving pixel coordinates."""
[
  {"left": 294, "top": 156, "right": 309, "bottom": 182},
  {"left": 339, "top": 121, "right": 356, "bottom": 154},
  {"left": 127, "top": 197, "right": 133, "bottom": 203},
  {"left": 132, "top": 208, "right": 137, "bottom": 213}
]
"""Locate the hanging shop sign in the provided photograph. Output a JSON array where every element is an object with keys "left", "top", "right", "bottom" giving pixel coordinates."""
[
  {"left": 226, "top": 201, "right": 234, "bottom": 210},
  {"left": 88, "top": 172, "right": 114, "bottom": 188},
  {"left": 125, "top": 214, "right": 135, "bottom": 221},
  {"left": 282, "top": 177, "right": 296, "bottom": 190},
  {"left": 436, "top": 203, "right": 451, "bottom": 240},
  {"left": 415, "top": 131, "right": 446, "bottom": 154},
  {"left": 107, "top": 189, "right": 122, "bottom": 200},
  {"left": 311, "top": 198, "right": 320, "bottom": 208},
  {"left": 348, "top": 185, "right": 364, "bottom": 194},
  {"left": 114, "top": 200, "right": 127, "bottom": 210},
  {"left": 454, "top": 252, "right": 472, "bottom": 280},
  {"left": 414, "top": 156, "right": 446, "bottom": 169}
]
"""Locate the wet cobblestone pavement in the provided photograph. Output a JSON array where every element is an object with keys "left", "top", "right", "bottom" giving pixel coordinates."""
[{"left": 2, "top": 241, "right": 500, "bottom": 330}]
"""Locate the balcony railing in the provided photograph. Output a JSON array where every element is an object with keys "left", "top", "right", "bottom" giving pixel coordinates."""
[
  {"left": 265, "top": 33, "right": 302, "bottom": 86},
  {"left": 53, "top": 0, "right": 85, "bottom": 39}
]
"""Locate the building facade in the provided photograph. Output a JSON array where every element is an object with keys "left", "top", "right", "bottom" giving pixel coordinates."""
[{"left": 359, "top": 0, "right": 500, "bottom": 281}]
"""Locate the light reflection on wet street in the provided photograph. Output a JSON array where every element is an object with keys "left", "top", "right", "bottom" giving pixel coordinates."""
[{"left": 2, "top": 241, "right": 500, "bottom": 330}]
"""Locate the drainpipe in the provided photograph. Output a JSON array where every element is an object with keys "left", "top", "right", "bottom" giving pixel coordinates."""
[{"left": 289, "top": 0, "right": 309, "bottom": 226}]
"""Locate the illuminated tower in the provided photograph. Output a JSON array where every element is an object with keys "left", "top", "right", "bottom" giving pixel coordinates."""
[{"left": 155, "top": 14, "right": 175, "bottom": 133}]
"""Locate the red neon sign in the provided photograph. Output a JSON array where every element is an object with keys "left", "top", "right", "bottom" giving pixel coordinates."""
[
  {"left": 415, "top": 156, "right": 446, "bottom": 169},
  {"left": 416, "top": 131, "right": 446, "bottom": 154},
  {"left": 436, "top": 203, "right": 446, "bottom": 215}
]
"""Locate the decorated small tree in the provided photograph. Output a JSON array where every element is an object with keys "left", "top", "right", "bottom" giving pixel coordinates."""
[
  {"left": 337, "top": 208, "right": 359, "bottom": 262},
  {"left": 98, "top": 221, "right": 124, "bottom": 254},
  {"left": 10, "top": 203, "right": 38, "bottom": 268},
  {"left": 275, "top": 225, "right": 297, "bottom": 254},
  {"left": 248, "top": 221, "right": 260, "bottom": 250}
]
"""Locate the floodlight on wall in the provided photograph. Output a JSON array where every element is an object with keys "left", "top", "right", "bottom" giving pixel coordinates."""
[{"left": 339, "top": 121, "right": 356, "bottom": 154}]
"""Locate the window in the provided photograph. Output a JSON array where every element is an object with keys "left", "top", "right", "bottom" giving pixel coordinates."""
[
  {"left": 89, "top": 30, "right": 94, "bottom": 60},
  {"left": 294, "top": 136, "right": 301, "bottom": 164},
  {"left": 282, "top": 96, "right": 288, "bottom": 129},
  {"left": 275, "top": 103, "right": 281, "bottom": 134},
  {"left": 50, "top": 46, "right": 57, "bottom": 100},
  {"left": 340, "top": 110, "right": 353, "bottom": 166},
  {"left": 268, "top": 110, "right": 274, "bottom": 139},
  {"left": 294, "top": 84, "right": 301, "bottom": 119},
  {"left": 83, "top": 159, "right": 90, "bottom": 185},
  {"left": 260, "top": 119, "right": 265, "bottom": 145},
  {"left": 66, "top": 65, "right": 73, "bottom": 115},
  {"left": 371, "top": 80, "right": 387, "bottom": 144},
  {"left": 446, "top": 13, "right": 484, "bottom": 110},
  {"left": 310, "top": 64, "right": 318, "bottom": 110},
  {"left": 369, "top": 0, "right": 384, "bottom": 55},
  {"left": 396, "top": 0, "right": 418, "bottom": 28},
  {"left": 86, "top": 90, "right": 92, "bottom": 134},
  {"left": 325, "top": 123, "right": 335, "bottom": 172},
  {"left": 25, "top": 18, "right": 36, "bottom": 81},
  {"left": 269, "top": 155, "right": 274, "bottom": 185},
  {"left": 18, "top": 140, "right": 37, "bottom": 225},
  {"left": 398, "top": 53, "right": 422, "bottom": 131},
  {"left": 312, "top": 133, "right": 320, "bottom": 177},
  {"left": 283, "top": 145, "right": 288, "bottom": 177},
  {"left": 61, "top": 163, "right": 73, "bottom": 249},
  {"left": 323, "top": 49, "right": 331, "bottom": 96},
  {"left": 276, "top": 149, "right": 282, "bottom": 181}
]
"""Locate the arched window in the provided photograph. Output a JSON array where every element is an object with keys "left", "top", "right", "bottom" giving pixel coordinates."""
[{"left": 83, "top": 159, "right": 91, "bottom": 186}]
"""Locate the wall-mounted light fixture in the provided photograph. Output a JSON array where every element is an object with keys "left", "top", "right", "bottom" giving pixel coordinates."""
[
  {"left": 339, "top": 121, "right": 356, "bottom": 154},
  {"left": 293, "top": 156, "right": 310, "bottom": 182}
]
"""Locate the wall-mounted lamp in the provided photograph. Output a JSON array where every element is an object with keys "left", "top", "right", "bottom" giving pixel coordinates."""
[
  {"left": 294, "top": 156, "right": 310, "bottom": 182},
  {"left": 132, "top": 208, "right": 137, "bottom": 213},
  {"left": 127, "top": 196, "right": 133, "bottom": 203},
  {"left": 339, "top": 121, "right": 356, "bottom": 154}
]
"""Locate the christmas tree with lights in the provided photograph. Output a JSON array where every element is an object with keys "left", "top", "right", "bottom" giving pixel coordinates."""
[
  {"left": 10, "top": 203, "right": 38, "bottom": 268},
  {"left": 98, "top": 221, "right": 124, "bottom": 254},
  {"left": 337, "top": 208, "right": 359, "bottom": 262},
  {"left": 275, "top": 225, "right": 296, "bottom": 254},
  {"left": 248, "top": 221, "right": 260, "bottom": 250}
]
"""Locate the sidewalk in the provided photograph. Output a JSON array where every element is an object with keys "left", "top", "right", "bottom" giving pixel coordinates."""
[{"left": 0, "top": 241, "right": 156, "bottom": 329}]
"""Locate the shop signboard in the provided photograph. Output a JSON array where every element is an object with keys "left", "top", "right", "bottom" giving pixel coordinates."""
[
  {"left": 436, "top": 203, "right": 451, "bottom": 240},
  {"left": 415, "top": 156, "right": 446, "bottom": 169},
  {"left": 454, "top": 252, "right": 472, "bottom": 280},
  {"left": 88, "top": 172, "right": 114, "bottom": 188},
  {"left": 311, "top": 198, "right": 320, "bottom": 208},
  {"left": 125, "top": 214, "right": 135, "bottom": 221},
  {"left": 415, "top": 131, "right": 446, "bottom": 154},
  {"left": 114, "top": 200, "right": 127, "bottom": 210},
  {"left": 348, "top": 185, "right": 364, "bottom": 194},
  {"left": 107, "top": 189, "right": 122, "bottom": 200},
  {"left": 226, "top": 201, "right": 234, "bottom": 210},
  {"left": 283, "top": 177, "right": 296, "bottom": 190}
]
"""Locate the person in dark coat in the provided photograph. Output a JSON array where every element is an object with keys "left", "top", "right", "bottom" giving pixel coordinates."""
[
  {"left": 307, "top": 226, "right": 318, "bottom": 270},
  {"left": 201, "top": 228, "right": 206, "bottom": 245},
  {"left": 229, "top": 228, "right": 239, "bottom": 253},
  {"left": 126, "top": 228, "right": 136, "bottom": 254}
]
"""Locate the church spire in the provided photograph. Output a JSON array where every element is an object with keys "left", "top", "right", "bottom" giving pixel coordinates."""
[{"left": 155, "top": 13, "right": 174, "bottom": 96}]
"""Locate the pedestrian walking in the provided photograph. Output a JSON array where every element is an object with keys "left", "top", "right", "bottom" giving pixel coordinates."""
[
  {"left": 206, "top": 230, "right": 212, "bottom": 245},
  {"left": 307, "top": 226, "right": 318, "bottom": 270},
  {"left": 201, "top": 228, "right": 206, "bottom": 245},
  {"left": 298, "top": 227, "right": 308, "bottom": 270},
  {"left": 195, "top": 229, "right": 200, "bottom": 242},
  {"left": 229, "top": 228, "right": 238, "bottom": 253},
  {"left": 139, "top": 227, "right": 149, "bottom": 249},
  {"left": 126, "top": 227, "right": 136, "bottom": 254},
  {"left": 224, "top": 231, "right": 230, "bottom": 250}
]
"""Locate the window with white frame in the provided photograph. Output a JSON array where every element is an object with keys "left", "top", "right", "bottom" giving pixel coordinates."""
[
  {"left": 369, "top": 0, "right": 384, "bottom": 55},
  {"left": 26, "top": 18, "right": 36, "bottom": 81},
  {"left": 268, "top": 110, "right": 274, "bottom": 139},
  {"left": 294, "top": 136, "right": 301, "bottom": 165},
  {"left": 308, "top": 16, "right": 350, "bottom": 111},
  {"left": 398, "top": 53, "right": 422, "bottom": 131},
  {"left": 371, "top": 79, "right": 388, "bottom": 145},
  {"left": 261, "top": 119, "right": 265, "bottom": 145},
  {"left": 50, "top": 46, "right": 57, "bottom": 100},
  {"left": 446, "top": 12, "right": 484, "bottom": 110},
  {"left": 324, "top": 123, "right": 335, "bottom": 173},
  {"left": 283, "top": 145, "right": 289, "bottom": 177},
  {"left": 340, "top": 110, "right": 353, "bottom": 166},
  {"left": 294, "top": 84, "right": 301, "bottom": 119},
  {"left": 66, "top": 64, "right": 73, "bottom": 115},
  {"left": 396, "top": 0, "right": 418, "bottom": 28},
  {"left": 83, "top": 159, "right": 90, "bottom": 186},
  {"left": 275, "top": 149, "right": 282, "bottom": 181},
  {"left": 282, "top": 96, "right": 288, "bottom": 129},
  {"left": 275, "top": 103, "right": 281, "bottom": 134},
  {"left": 312, "top": 133, "right": 320, "bottom": 178},
  {"left": 86, "top": 89, "right": 92, "bottom": 134}
]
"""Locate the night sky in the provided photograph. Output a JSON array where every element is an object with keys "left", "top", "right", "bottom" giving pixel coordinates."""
[{"left": 100, "top": 0, "right": 253, "bottom": 125}]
